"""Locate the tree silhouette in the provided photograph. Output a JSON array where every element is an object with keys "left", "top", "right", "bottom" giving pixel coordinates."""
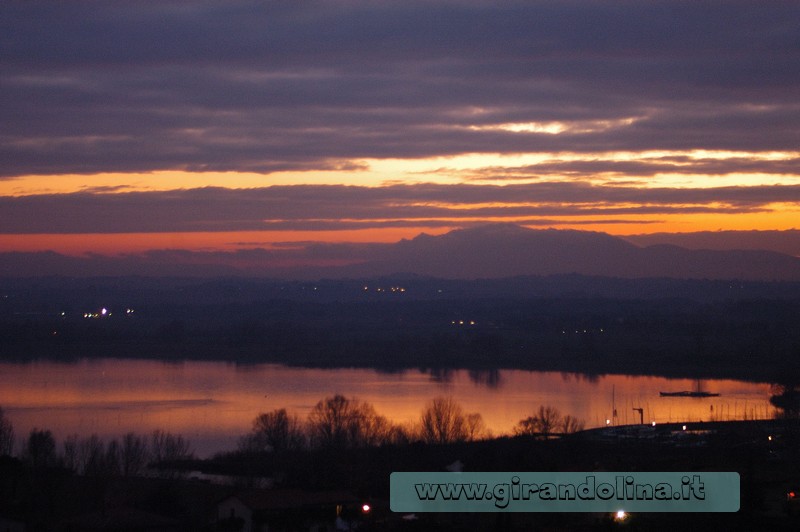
[
  {"left": 242, "top": 408, "right": 305, "bottom": 452},
  {"left": 121, "top": 432, "right": 149, "bottom": 476},
  {"left": 27, "top": 428, "right": 57, "bottom": 468},
  {"left": 560, "top": 414, "right": 585, "bottom": 434},
  {"left": 419, "top": 396, "right": 484, "bottom": 444},
  {"left": 80, "top": 434, "right": 107, "bottom": 476},
  {"left": 769, "top": 358, "right": 800, "bottom": 418},
  {"left": 0, "top": 406, "right": 13, "bottom": 456},
  {"left": 307, "top": 394, "right": 391, "bottom": 449},
  {"left": 514, "top": 405, "right": 583, "bottom": 439},
  {"left": 150, "top": 430, "right": 192, "bottom": 462}
]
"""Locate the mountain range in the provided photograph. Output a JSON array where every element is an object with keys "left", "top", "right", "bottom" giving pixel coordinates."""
[
  {"left": 2, "top": 224, "right": 800, "bottom": 280},
  {"left": 331, "top": 224, "right": 800, "bottom": 281}
]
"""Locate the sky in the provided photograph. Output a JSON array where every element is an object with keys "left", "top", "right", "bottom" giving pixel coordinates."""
[{"left": 2, "top": 0, "right": 800, "bottom": 273}]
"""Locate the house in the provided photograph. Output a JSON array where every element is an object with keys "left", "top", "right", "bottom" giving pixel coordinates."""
[{"left": 216, "top": 489, "right": 363, "bottom": 532}]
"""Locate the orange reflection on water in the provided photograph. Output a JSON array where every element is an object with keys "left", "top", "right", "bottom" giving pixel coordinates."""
[{"left": 0, "top": 359, "right": 777, "bottom": 457}]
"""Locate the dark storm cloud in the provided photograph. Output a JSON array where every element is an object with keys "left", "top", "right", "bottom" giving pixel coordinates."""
[
  {"left": 2, "top": 1, "right": 800, "bottom": 177},
  {"left": 1, "top": 182, "right": 796, "bottom": 234}
]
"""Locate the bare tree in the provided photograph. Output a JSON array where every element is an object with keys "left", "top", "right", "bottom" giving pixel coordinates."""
[
  {"left": 465, "top": 412, "right": 487, "bottom": 441},
  {"left": 62, "top": 434, "right": 79, "bottom": 471},
  {"left": 79, "top": 434, "right": 106, "bottom": 476},
  {"left": 560, "top": 414, "right": 585, "bottom": 434},
  {"left": 513, "top": 416, "right": 539, "bottom": 437},
  {"left": 242, "top": 408, "right": 305, "bottom": 452},
  {"left": 308, "top": 395, "right": 355, "bottom": 448},
  {"left": 0, "top": 407, "right": 14, "bottom": 456},
  {"left": 534, "top": 405, "right": 561, "bottom": 438},
  {"left": 384, "top": 422, "right": 417, "bottom": 446},
  {"left": 307, "top": 394, "right": 390, "bottom": 449},
  {"left": 419, "top": 396, "right": 469, "bottom": 444},
  {"left": 120, "top": 432, "right": 149, "bottom": 476},
  {"left": 26, "top": 428, "right": 57, "bottom": 468},
  {"left": 151, "top": 430, "right": 192, "bottom": 462},
  {"left": 354, "top": 402, "right": 394, "bottom": 447},
  {"left": 104, "top": 438, "right": 122, "bottom": 476},
  {"left": 514, "top": 406, "right": 584, "bottom": 439},
  {"left": 61, "top": 434, "right": 141, "bottom": 477}
]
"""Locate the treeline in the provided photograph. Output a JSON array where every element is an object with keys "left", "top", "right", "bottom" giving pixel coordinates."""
[
  {"left": 2, "top": 293, "right": 800, "bottom": 382},
  {"left": 0, "top": 407, "right": 191, "bottom": 476},
  {"left": 236, "top": 395, "right": 584, "bottom": 455},
  {"left": 0, "top": 396, "right": 587, "bottom": 475},
  {"left": 238, "top": 395, "right": 485, "bottom": 453}
]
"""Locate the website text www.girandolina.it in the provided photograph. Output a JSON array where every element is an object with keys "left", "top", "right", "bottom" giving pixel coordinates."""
[{"left": 390, "top": 472, "right": 740, "bottom": 512}]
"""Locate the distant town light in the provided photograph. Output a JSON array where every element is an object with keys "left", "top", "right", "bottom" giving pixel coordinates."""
[
  {"left": 682, "top": 425, "right": 687, "bottom": 431},
  {"left": 651, "top": 421, "right": 656, "bottom": 427},
  {"left": 614, "top": 510, "right": 628, "bottom": 522},
  {"left": 362, "top": 504, "right": 371, "bottom": 513},
  {"left": 101, "top": 307, "right": 107, "bottom": 316}
]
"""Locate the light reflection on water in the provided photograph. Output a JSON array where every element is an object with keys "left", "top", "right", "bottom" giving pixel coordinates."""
[{"left": 0, "top": 358, "right": 777, "bottom": 457}]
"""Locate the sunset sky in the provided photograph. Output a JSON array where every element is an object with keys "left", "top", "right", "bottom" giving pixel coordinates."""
[{"left": 2, "top": 1, "right": 800, "bottom": 273}]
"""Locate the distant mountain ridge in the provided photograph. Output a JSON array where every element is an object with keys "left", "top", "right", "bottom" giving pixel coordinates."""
[
  {"left": 1, "top": 224, "right": 800, "bottom": 280},
  {"left": 624, "top": 229, "right": 800, "bottom": 257},
  {"left": 335, "top": 224, "right": 800, "bottom": 281}
]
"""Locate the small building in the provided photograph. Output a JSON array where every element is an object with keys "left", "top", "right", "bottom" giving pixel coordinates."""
[{"left": 216, "top": 489, "right": 362, "bottom": 532}]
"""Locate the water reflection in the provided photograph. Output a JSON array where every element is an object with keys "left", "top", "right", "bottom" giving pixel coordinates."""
[
  {"left": 467, "top": 369, "right": 502, "bottom": 389},
  {"left": 426, "top": 367, "right": 455, "bottom": 384},
  {"left": 559, "top": 372, "right": 600, "bottom": 384},
  {"left": 0, "top": 359, "right": 778, "bottom": 457}
]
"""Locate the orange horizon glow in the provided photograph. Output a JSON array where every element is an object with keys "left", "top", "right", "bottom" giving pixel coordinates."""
[
  {"left": 0, "top": 228, "right": 456, "bottom": 255},
  {"left": 2, "top": 209, "right": 800, "bottom": 256},
  {"left": 2, "top": 148, "right": 799, "bottom": 256}
]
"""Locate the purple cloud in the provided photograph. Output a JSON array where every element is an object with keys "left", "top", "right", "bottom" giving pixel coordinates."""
[{"left": 1, "top": 1, "right": 799, "bottom": 177}]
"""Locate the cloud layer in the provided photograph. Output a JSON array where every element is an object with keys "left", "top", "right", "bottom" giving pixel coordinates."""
[
  {"left": 3, "top": 182, "right": 800, "bottom": 234},
  {"left": 2, "top": 0, "right": 800, "bottom": 177}
]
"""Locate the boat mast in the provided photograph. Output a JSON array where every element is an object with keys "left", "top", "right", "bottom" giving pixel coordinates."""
[{"left": 612, "top": 384, "right": 617, "bottom": 425}]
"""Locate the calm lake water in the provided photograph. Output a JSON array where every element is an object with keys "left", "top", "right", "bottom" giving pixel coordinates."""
[{"left": 0, "top": 359, "right": 778, "bottom": 457}]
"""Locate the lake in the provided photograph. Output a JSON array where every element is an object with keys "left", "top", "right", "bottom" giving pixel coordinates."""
[{"left": 0, "top": 358, "right": 778, "bottom": 457}]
